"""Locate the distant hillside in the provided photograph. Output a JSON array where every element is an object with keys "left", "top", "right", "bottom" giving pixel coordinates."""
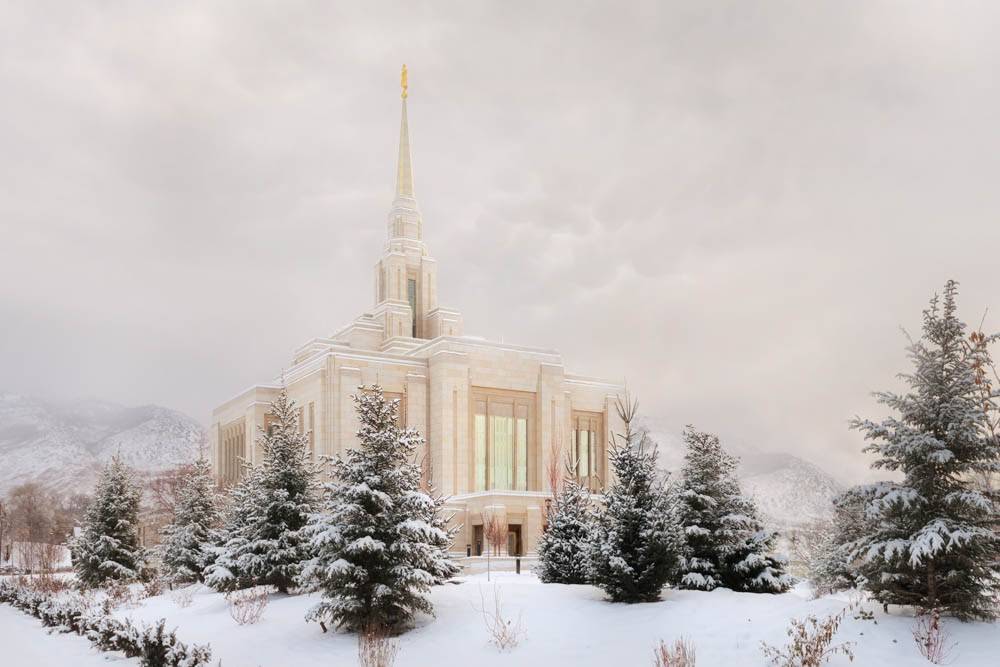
[
  {"left": 0, "top": 392, "right": 205, "bottom": 495},
  {"left": 738, "top": 452, "right": 844, "bottom": 529},
  {"left": 640, "top": 419, "right": 843, "bottom": 531}
]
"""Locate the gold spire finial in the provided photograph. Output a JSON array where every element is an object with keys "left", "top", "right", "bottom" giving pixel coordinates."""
[{"left": 400, "top": 64, "right": 408, "bottom": 99}]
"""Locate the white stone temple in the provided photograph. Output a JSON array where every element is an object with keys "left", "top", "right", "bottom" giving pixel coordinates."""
[{"left": 210, "top": 66, "right": 623, "bottom": 555}]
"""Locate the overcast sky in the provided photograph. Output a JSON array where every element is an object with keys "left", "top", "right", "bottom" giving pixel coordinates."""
[{"left": 2, "top": 1, "right": 999, "bottom": 481}]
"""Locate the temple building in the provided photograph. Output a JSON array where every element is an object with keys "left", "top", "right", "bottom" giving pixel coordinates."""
[{"left": 210, "top": 67, "right": 624, "bottom": 556}]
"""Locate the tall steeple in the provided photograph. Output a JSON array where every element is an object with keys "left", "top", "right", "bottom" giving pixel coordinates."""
[
  {"left": 395, "top": 64, "right": 415, "bottom": 201},
  {"left": 372, "top": 64, "right": 453, "bottom": 342},
  {"left": 388, "top": 64, "right": 421, "bottom": 243}
]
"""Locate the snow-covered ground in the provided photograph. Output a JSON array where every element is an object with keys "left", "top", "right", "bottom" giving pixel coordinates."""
[
  {"left": 1, "top": 602, "right": 137, "bottom": 666},
  {"left": 101, "top": 573, "right": 1000, "bottom": 666}
]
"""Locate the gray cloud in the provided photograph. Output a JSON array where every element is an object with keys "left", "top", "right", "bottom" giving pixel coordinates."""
[{"left": 2, "top": 1, "right": 999, "bottom": 482}]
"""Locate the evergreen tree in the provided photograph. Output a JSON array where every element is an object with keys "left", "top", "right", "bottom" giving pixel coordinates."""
[
  {"left": 204, "top": 463, "right": 265, "bottom": 591},
  {"left": 160, "top": 457, "right": 219, "bottom": 584},
  {"left": 299, "top": 385, "right": 459, "bottom": 632},
  {"left": 808, "top": 486, "right": 873, "bottom": 596},
  {"left": 675, "top": 427, "right": 793, "bottom": 593},
  {"left": 537, "top": 478, "right": 592, "bottom": 584},
  {"left": 850, "top": 280, "right": 1000, "bottom": 620},
  {"left": 204, "top": 388, "right": 318, "bottom": 593},
  {"left": 587, "top": 394, "right": 683, "bottom": 603},
  {"left": 72, "top": 455, "right": 146, "bottom": 588}
]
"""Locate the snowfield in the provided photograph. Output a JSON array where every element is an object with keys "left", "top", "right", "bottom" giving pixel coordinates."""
[
  {"left": 95, "top": 572, "right": 1000, "bottom": 666},
  {"left": 1, "top": 602, "right": 136, "bottom": 666}
]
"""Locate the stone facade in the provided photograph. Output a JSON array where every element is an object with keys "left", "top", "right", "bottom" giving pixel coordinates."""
[{"left": 210, "top": 74, "right": 623, "bottom": 555}]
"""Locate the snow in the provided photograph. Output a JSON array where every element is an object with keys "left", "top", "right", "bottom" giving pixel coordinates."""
[
  {"left": 0, "top": 542, "right": 72, "bottom": 570},
  {"left": 739, "top": 453, "right": 845, "bottom": 529},
  {"left": 0, "top": 602, "right": 137, "bottom": 666},
  {"left": 100, "top": 573, "right": 1000, "bottom": 666},
  {"left": 0, "top": 393, "right": 203, "bottom": 495}
]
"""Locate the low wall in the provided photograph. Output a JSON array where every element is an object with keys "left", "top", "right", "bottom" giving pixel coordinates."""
[{"left": 452, "top": 556, "right": 539, "bottom": 575}]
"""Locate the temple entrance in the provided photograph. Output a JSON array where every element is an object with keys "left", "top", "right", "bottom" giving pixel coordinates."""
[
  {"left": 473, "top": 525, "right": 484, "bottom": 556},
  {"left": 507, "top": 524, "right": 522, "bottom": 557}
]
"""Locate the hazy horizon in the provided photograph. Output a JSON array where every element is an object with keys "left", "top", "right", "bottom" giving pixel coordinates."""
[{"left": 3, "top": 2, "right": 1000, "bottom": 483}]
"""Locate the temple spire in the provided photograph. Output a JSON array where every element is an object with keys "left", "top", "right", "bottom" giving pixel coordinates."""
[{"left": 395, "top": 64, "right": 415, "bottom": 200}]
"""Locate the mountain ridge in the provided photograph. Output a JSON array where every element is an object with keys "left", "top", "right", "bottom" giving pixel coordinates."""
[
  {"left": 0, "top": 392, "right": 205, "bottom": 495},
  {"left": 640, "top": 420, "right": 844, "bottom": 530}
]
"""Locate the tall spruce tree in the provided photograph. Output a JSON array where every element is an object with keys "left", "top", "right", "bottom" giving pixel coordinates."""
[
  {"left": 204, "top": 463, "right": 266, "bottom": 591},
  {"left": 160, "top": 457, "right": 219, "bottom": 583},
  {"left": 72, "top": 455, "right": 146, "bottom": 588},
  {"left": 299, "top": 386, "right": 459, "bottom": 633},
  {"left": 587, "top": 394, "right": 683, "bottom": 603},
  {"left": 675, "top": 427, "right": 792, "bottom": 593},
  {"left": 850, "top": 280, "right": 1000, "bottom": 620},
  {"left": 808, "top": 486, "right": 873, "bottom": 596},
  {"left": 204, "top": 388, "right": 318, "bottom": 593},
  {"left": 537, "top": 477, "right": 592, "bottom": 584}
]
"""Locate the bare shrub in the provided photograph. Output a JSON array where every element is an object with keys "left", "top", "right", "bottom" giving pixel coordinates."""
[
  {"left": 475, "top": 585, "right": 524, "bottom": 651},
  {"left": 33, "top": 572, "right": 70, "bottom": 595},
  {"left": 912, "top": 608, "right": 957, "bottom": 664},
  {"left": 653, "top": 637, "right": 697, "bottom": 666},
  {"left": 0, "top": 499, "right": 9, "bottom": 561},
  {"left": 226, "top": 585, "right": 271, "bottom": 625},
  {"left": 101, "top": 581, "right": 147, "bottom": 612},
  {"left": 546, "top": 434, "right": 564, "bottom": 500},
  {"left": 483, "top": 513, "right": 508, "bottom": 557},
  {"left": 358, "top": 625, "right": 400, "bottom": 667},
  {"left": 143, "top": 577, "right": 165, "bottom": 597},
  {"left": 14, "top": 571, "right": 70, "bottom": 595},
  {"left": 481, "top": 512, "right": 509, "bottom": 581},
  {"left": 760, "top": 607, "right": 854, "bottom": 666},
  {"left": 170, "top": 584, "right": 197, "bottom": 608}
]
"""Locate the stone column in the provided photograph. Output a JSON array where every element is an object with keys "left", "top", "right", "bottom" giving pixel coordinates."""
[
  {"left": 525, "top": 505, "right": 543, "bottom": 555},
  {"left": 428, "top": 349, "right": 468, "bottom": 495},
  {"left": 537, "top": 363, "right": 566, "bottom": 494},
  {"left": 338, "top": 366, "right": 363, "bottom": 456}
]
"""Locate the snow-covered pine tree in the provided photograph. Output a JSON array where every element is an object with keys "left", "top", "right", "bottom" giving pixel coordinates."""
[
  {"left": 299, "top": 385, "right": 459, "bottom": 632},
  {"left": 204, "top": 388, "right": 318, "bottom": 593},
  {"left": 587, "top": 394, "right": 683, "bottom": 603},
  {"left": 675, "top": 427, "right": 793, "bottom": 593},
  {"left": 160, "top": 457, "right": 219, "bottom": 584},
  {"left": 850, "top": 280, "right": 1000, "bottom": 620},
  {"left": 72, "top": 455, "right": 146, "bottom": 588},
  {"left": 204, "top": 463, "right": 265, "bottom": 591},
  {"left": 537, "top": 476, "right": 592, "bottom": 584},
  {"left": 808, "top": 486, "right": 873, "bottom": 596}
]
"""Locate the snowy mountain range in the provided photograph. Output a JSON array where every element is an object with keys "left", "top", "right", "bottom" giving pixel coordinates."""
[
  {"left": 738, "top": 452, "right": 845, "bottom": 529},
  {"left": 642, "top": 421, "right": 845, "bottom": 531},
  {"left": 0, "top": 392, "right": 205, "bottom": 495},
  {"left": 0, "top": 391, "right": 845, "bottom": 529}
]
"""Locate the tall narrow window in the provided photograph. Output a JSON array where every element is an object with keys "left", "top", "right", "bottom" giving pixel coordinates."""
[
  {"left": 573, "top": 411, "right": 603, "bottom": 488},
  {"left": 308, "top": 402, "right": 315, "bottom": 457},
  {"left": 589, "top": 422, "right": 597, "bottom": 477},
  {"left": 407, "top": 278, "right": 417, "bottom": 337},
  {"left": 474, "top": 400, "right": 487, "bottom": 491},
  {"left": 515, "top": 405, "right": 528, "bottom": 491},
  {"left": 471, "top": 390, "right": 533, "bottom": 492},
  {"left": 491, "top": 402, "right": 514, "bottom": 490}
]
